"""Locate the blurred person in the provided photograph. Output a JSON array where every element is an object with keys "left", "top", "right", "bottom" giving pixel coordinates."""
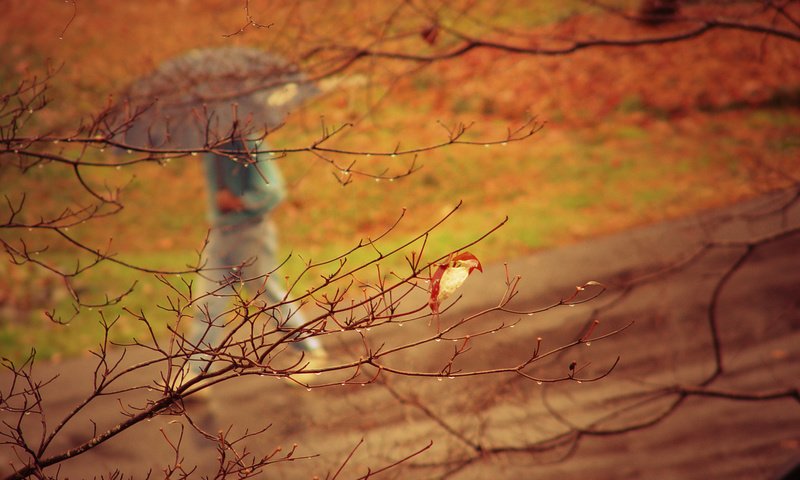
[
  {"left": 117, "top": 47, "right": 338, "bottom": 392},
  {"left": 184, "top": 137, "right": 326, "bottom": 385}
]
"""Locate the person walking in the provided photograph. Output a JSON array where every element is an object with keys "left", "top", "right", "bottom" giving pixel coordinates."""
[
  {"left": 185, "top": 137, "right": 327, "bottom": 382},
  {"left": 117, "top": 47, "right": 327, "bottom": 392}
]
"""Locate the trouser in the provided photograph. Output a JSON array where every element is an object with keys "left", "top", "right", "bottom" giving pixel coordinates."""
[{"left": 188, "top": 217, "right": 320, "bottom": 373}]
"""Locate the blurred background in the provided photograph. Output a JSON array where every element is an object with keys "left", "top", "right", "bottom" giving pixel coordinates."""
[{"left": 1, "top": 0, "right": 798, "bottom": 359}]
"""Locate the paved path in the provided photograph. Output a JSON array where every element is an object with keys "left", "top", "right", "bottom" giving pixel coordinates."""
[{"left": 2, "top": 190, "right": 799, "bottom": 479}]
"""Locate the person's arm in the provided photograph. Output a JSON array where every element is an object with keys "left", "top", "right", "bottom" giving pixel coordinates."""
[
  {"left": 239, "top": 140, "right": 287, "bottom": 213},
  {"left": 216, "top": 187, "right": 246, "bottom": 213}
]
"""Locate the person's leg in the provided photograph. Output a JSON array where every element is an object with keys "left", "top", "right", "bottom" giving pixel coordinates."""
[
  {"left": 246, "top": 219, "right": 323, "bottom": 353},
  {"left": 185, "top": 218, "right": 324, "bottom": 381},
  {"left": 261, "top": 275, "right": 322, "bottom": 352},
  {"left": 187, "top": 227, "right": 240, "bottom": 374}
]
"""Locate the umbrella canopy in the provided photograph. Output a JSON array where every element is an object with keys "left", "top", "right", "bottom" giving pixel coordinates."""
[{"left": 118, "top": 47, "right": 318, "bottom": 149}]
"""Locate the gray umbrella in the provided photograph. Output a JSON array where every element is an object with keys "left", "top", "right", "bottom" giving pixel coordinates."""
[{"left": 119, "top": 47, "right": 319, "bottom": 149}]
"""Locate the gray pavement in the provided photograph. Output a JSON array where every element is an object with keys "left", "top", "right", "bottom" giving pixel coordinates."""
[{"left": 2, "top": 189, "right": 799, "bottom": 479}]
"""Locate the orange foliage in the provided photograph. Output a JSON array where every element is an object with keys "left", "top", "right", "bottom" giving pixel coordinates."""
[{"left": 2, "top": 1, "right": 799, "bottom": 256}]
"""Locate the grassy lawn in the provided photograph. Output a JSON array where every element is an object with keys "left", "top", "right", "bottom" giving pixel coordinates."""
[{"left": 3, "top": 105, "right": 797, "bottom": 362}]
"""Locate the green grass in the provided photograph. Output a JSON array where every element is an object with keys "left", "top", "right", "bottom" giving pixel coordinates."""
[
  {"left": 3, "top": 99, "right": 800, "bottom": 363},
  {"left": 0, "top": 251, "right": 197, "bottom": 361}
]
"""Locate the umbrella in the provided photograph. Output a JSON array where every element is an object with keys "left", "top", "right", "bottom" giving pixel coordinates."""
[{"left": 118, "top": 47, "right": 319, "bottom": 149}]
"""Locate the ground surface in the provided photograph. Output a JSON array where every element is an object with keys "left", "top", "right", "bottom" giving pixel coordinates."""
[
  {"left": 2, "top": 190, "right": 798, "bottom": 479},
  {"left": 2, "top": 1, "right": 800, "bottom": 361}
]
